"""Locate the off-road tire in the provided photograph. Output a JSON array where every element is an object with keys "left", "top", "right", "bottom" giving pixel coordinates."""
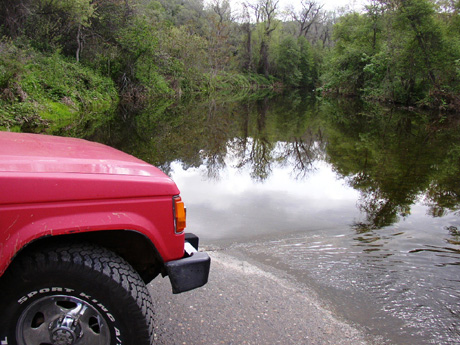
[{"left": 0, "top": 242, "right": 155, "bottom": 345}]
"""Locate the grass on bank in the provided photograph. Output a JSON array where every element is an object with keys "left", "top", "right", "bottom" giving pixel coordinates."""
[{"left": 0, "top": 41, "right": 118, "bottom": 133}]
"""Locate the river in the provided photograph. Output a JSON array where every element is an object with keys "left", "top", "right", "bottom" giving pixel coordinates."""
[{"left": 75, "top": 91, "right": 460, "bottom": 344}]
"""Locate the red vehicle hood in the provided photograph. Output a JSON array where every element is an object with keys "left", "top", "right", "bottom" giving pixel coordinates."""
[
  {"left": 0, "top": 132, "right": 179, "bottom": 204},
  {"left": 0, "top": 132, "right": 158, "bottom": 176}
]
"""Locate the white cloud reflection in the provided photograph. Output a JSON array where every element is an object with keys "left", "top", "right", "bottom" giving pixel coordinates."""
[{"left": 171, "top": 156, "right": 361, "bottom": 242}]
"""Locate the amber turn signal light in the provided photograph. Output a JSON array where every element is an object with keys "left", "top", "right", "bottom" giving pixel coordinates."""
[{"left": 173, "top": 196, "right": 186, "bottom": 233}]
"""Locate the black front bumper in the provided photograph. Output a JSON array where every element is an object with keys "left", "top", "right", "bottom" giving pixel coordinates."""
[{"left": 164, "top": 233, "right": 211, "bottom": 294}]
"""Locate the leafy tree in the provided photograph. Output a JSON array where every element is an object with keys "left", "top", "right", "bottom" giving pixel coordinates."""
[
  {"left": 3, "top": 0, "right": 96, "bottom": 57},
  {"left": 275, "top": 36, "right": 301, "bottom": 86},
  {"left": 322, "top": 0, "right": 460, "bottom": 108},
  {"left": 298, "top": 36, "right": 317, "bottom": 89},
  {"left": 322, "top": 12, "right": 374, "bottom": 95}
]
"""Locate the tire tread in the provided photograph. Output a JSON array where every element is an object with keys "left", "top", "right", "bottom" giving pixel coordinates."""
[{"left": 11, "top": 242, "right": 155, "bottom": 345}]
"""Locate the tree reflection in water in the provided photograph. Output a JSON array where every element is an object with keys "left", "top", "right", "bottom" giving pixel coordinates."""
[{"left": 79, "top": 91, "right": 460, "bottom": 231}]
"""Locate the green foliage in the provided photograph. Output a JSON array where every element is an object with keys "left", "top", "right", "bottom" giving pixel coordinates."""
[
  {"left": 117, "top": 17, "right": 172, "bottom": 96},
  {"left": 156, "top": 25, "right": 210, "bottom": 92},
  {"left": 322, "top": 12, "right": 376, "bottom": 95},
  {"left": 298, "top": 37, "right": 318, "bottom": 89},
  {"left": 271, "top": 35, "right": 319, "bottom": 89},
  {"left": 0, "top": 42, "right": 117, "bottom": 132},
  {"left": 361, "top": 50, "right": 393, "bottom": 101},
  {"left": 57, "top": 0, "right": 96, "bottom": 27},
  {"left": 19, "top": 0, "right": 96, "bottom": 55},
  {"left": 1, "top": 0, "right": 458, "bottom": 121},
  {"left": 205, "top": 72, "right": 277, "bottom": 94},
  {"left": 0, "top": 40, "right": 25, "bottom": 89},
  {"left": 322, "top": 0, "right": 460, "bottom": 108},
  {"left": 275, "top": 36, "right": 302, "bottom": 86}
]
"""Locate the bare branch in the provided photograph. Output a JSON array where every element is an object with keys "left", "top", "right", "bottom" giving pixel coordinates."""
[{"left": 289, "top": 0, "right": 324, "bottom": 38}]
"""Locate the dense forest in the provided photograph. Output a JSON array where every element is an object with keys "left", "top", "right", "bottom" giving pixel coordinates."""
[{"left": 0, "top": 0, "right": 459, "bottom": 131}]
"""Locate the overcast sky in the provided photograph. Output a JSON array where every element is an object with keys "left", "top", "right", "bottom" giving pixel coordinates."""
[{"left": 226, "top": 0, "right": 367, "bottom": 13}]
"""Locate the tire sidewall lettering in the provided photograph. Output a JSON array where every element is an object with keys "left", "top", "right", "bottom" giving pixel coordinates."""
[
  {"left": 0, "top": 244, "right": 153, "bottom": 344},
  {"left": 15, "top": 287, "right": 123, "bottom": 344}
]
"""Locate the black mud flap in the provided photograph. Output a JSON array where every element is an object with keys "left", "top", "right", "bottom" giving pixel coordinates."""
[
  {"left": 164, "top": 233, "right": 210, "bottom": 294},
  {"left": 164, "top": 252, "right": 210, "bottom": 294}
]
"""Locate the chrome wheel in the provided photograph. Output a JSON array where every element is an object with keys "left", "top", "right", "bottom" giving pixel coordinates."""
[{"left": 16, "top": 295, "right": 110, "bottom": 345}]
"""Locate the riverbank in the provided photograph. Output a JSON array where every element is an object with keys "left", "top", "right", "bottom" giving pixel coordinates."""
[
  {"left": 148, "top": 251, "right": 384, "bottom": 345},
  {"left": 0, "top": 42, "right": 281, "bottom": 134}
]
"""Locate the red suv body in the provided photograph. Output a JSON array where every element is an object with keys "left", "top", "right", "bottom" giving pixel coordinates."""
[{"left": 0, "top": 132, "right": 210, "bottom": 345}]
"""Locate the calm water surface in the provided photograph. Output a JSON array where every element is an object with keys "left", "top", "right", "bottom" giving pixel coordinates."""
[
  {"left": 170, "top": 141, "right": 459, "bottom": 344},
  {"left": 81, "top": 93, "right": 460, "bottom": 344}
]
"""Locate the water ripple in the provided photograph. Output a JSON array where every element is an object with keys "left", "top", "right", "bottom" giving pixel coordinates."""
[{"left": 240, "top": 231, "right": 460, "bottom": 345}]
